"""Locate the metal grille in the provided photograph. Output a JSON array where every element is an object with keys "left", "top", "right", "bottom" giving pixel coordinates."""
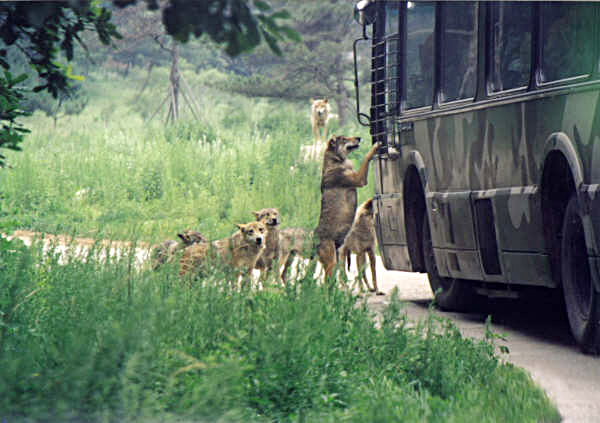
[{"left": 370, "top": 31, "right": 401, "bottom": 147}]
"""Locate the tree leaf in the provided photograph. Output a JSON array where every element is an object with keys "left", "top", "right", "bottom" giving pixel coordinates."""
[{"left": 253, "top": 1, "right": 271, "bottom": 12}]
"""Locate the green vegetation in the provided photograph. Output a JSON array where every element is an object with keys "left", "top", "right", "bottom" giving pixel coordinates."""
[
  {"left": 0, "top": 43, "right": 559, "bottom": 423},
  {"left": 0, "top": 236, "right": 560, "bottom": 423},
  {"left": 0, "top": 67, "right": 362, "bottom": 242}
]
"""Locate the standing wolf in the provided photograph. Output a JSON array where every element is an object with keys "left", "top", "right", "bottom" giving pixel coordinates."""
[
  {"left": 310, "top": 97, "right": 331, "bottom": 144},
  {"left": 315, "top": 135, "right": 380, "bottom": 278},
  {"left": 338, "top": 198, "right": 382, "bottom": 294}
]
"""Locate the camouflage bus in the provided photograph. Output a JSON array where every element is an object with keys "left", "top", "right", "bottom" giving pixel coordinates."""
[{"left": 353, "top": 1, "right": 600, "bottom": 353}]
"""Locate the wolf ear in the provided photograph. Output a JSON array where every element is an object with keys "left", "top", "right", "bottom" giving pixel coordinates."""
[
  {"left": 253, "top": 211, "right": 260, "bottom": 219},
  {"left": 323, "top": 96, "right": 328, "bottom": 103},
  {"left": 365, "top": 198, "right": 374, "bottom": 210},
  {"left": 235, "top": 223, "right": 245, "bottom": 231}
]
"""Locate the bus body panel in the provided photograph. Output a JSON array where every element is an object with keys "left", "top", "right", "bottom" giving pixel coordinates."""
[
  {"left": 375, "top": 85, "right": 600, "bottom": 286},
  {"left": 357, "top": 0, "right": 600, "bottom": 353}
]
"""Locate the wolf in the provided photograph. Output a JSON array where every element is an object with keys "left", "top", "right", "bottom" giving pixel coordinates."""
[
  {"left": 310, "top": 97, "right": 331, "bottom": 144},
  {"left": 151, "top": 230, "right": 206, "bottom": 269},
  {"left": 304, "top": 97, "right": 332, "bottom": 161},
  {"left": 278, "top": 227, "right": 313, "bottom": 281},
  {"left": 314, "top": 135, "right": 380, "bottom": 278},
  {"left": 178, "top": 230, "right": 207, "bottom": 246},
  {"left": 253, "top": 208, "right": 280, "bottom": 276},
  {"left": 338, "top": 198, "right": 382, "bottom": 294},
  {"left": 179, "top": 221, "right": 266, "bottom": 279}
]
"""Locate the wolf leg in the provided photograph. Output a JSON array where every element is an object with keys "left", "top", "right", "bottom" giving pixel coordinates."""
[
  {"left": 367, "top": 248, "right": 382, "bottom": 295},
  {"left": 317, "top": 240, "right": 337, "bottom": 280},
  {"left": 356, "top": 252, "right": 371, "bottom": 292}
]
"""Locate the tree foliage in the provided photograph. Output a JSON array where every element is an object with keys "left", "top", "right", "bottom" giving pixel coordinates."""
[
  {"left": 113, "top": 0, "right": 300, "bottom": 57},
  {"left": 0, "top": 0, "right": 298, "bottom": 167},
  {"left": 0, "top": 1, "right": 120, "bottom": 167},
  {"left": 220, "top": 0, "right": 362, "bottom": 126},
  {"left": 0, "top": 70, "right": 29, "bottom": 167}
]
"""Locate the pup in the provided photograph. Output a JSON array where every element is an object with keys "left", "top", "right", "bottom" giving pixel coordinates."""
[
  {"left": 179, "top": 221, "right": 266, "bottom": 279},
  {"left": 338, "top": 198, "right": 382, "bottom": 294},
  {"left": 315, "top": 135, "right": 380, "bottom": 278},
  {"left": 309, "top": 97, "right": 331, "bottom": 159},
  {"left": 178, "top": 230, "right": 207, "bottom": 246},
  {"left": 253, "top": 208, "right": 280, "bottom": 276},
  {"left": 151, "top": 230, "right": 206, "bottom": 269},
  {"left": 279, "top": 227, "right": 313, "bottom": 281}
]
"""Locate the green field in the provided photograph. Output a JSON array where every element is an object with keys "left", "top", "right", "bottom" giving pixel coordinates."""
[
  {"left": 0, "top": 67, "right": 373, "bottom": 243},
  {"left": 0, "top": 68, "right": 560, "bottom": 422}
]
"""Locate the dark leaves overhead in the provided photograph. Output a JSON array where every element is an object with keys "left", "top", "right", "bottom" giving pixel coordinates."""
[
  {"left": 0, "top": 1, "right": 121, "bottom": 97},
  {"left": 157, "top": 0, "right": 298, "bottom": 57},
  {"left": 0, "top": 0, "right": 297, "bottom": 167}
]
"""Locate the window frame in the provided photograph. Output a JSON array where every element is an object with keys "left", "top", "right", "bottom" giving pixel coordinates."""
[
  {"left": 536, "top": 1, "right": 598, "bottom": 89},
  {"left": 401, "top": 0, "right": 437, "bottom": 114},
  {"left": 485, "top": 1, "right": 533, "bottom": 97},
  {"left": 390, "top": 1, "right": 600, "bottom": 118},
  {"left": 438, "top": 1, "right": 479, "bottom": 106}
]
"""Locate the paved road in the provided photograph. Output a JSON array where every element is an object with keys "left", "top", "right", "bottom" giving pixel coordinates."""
[{"left": 359, "top": 258, "right": 600, "bottom": 423}]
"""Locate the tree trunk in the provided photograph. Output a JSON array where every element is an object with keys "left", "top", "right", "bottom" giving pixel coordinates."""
[{"left": 168, "top": 41, "right": 180, "bottom": 122}]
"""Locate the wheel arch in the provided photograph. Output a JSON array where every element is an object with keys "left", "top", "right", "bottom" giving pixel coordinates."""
[
  {"left": 541, "top": 132, "right": 582, "bottom": 285},
  {"left": 403, "top": 151, "right": 428, "bottom": 272}
]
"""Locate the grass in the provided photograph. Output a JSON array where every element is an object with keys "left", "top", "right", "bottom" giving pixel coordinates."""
[
  {"left": 0, "top": 65, "right": 560, "bottom": 422},
  {"left": 0, "top": 67, "right": 369, "bottom": 243},
  {"left": 0, "top": 237, "right": 560, "bottom": 423}
]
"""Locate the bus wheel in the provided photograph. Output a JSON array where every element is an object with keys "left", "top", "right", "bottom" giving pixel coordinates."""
[
  {"left": 561, "top": 194, "right": 600, "bottom": 354},
  {"left": 422, "top": 216, "right": 476, "bottom": 312}
]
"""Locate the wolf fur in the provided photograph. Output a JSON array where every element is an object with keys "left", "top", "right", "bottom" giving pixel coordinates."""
[
  {"left": 304, "top": 97, "right": 332, "bottom": 161},
  {"left": 338, "top": 198, "right": 382, "bottom": 294},
  {"left": 179, "top": 221, "right": 266, "bottom": 278},
  {"left": 178, "top": 230, "right": 207, "bottom": 246},
  {"left": 314, "top": 135, "right": 380, "bottom": 278},
  {"left": 279, "top": 227, "right": 313, "bottom": 281},
  {"left": 310, "top": 97, "right": 331, "bottom": 144},
  {"left": 151, "top": 230, "right": 206, "bottom": 269},
  {"left": 253, "top": 208, "right": 280, "bottom": 274}
]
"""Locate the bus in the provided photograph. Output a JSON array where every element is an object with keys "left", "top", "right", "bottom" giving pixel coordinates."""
[{"left": 353, "top": 0, "right": 600, "bottom": 354}]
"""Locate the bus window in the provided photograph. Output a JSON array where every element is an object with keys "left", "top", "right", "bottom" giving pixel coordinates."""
[
  {"left": 385, "top": 2, "right": 400, "bottom": 116},
  {"left": 385, "top": 1, "right": 399, "bottom": 35},
  {"left": 488, "top": 2, "right": 531, "bottom": 92},
  {"left": 440, "top": 2, "right": 477, "bottom": 102},
  {"left": 405, "top": 1, "right": 435, "bottom": 109},
  {"left": 540, "top": 2, "right": 594, "bottom": 82}
]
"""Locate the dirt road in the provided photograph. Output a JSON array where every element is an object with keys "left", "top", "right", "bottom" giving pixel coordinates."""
[{"left": 362, "top": 259, "right": 600, "bottom": 423}]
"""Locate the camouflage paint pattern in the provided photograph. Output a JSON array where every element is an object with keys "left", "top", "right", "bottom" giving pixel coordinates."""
[{"left": 374, "top": 86, "right": 600, "bottom": 288}]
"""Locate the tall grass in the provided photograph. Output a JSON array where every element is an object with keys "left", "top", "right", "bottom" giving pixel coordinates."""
[
  {"left": 0, "top": 238, "right": 560, "bottom": 422},
  {"left": 0, "top": 66, "right": 560, "bottom": 422},
  {"left": 0, "top": 67, "right": 370, "bottom": 243}
]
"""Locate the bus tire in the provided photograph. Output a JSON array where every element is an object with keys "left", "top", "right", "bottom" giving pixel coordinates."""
[
  {"left": 561, "top": 194, "right": 600, "bottom": 354},
  {"left": 422, "top": 216, "right": 477, "bottom": 312}
]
